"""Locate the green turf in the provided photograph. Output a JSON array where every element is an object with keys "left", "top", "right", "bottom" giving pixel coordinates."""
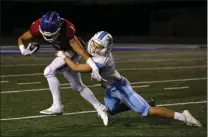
[{"left": 0, "top": 49, "right": 207, "bottom": 137}]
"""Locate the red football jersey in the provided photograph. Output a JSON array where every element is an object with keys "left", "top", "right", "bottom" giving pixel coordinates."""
[{"left": 29, "top": 18, "right": 76, "bottom": 50}]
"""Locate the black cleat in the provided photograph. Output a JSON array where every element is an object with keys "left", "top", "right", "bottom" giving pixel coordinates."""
[{"left": 148, "top": 97, "right": 156, "bottom": 107}]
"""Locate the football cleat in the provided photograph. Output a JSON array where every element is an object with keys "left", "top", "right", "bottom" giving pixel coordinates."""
[
  {"left": 148, "top": 97, "right": 156, "bottom": 107},
  {"left": 97, "top": 104, "right": 109, "bottom": 126},
  {"left": 182, "top": 110, "right": 202, "bottom": 127},
  {"left": 40, "top": 105, "right": 64, "bottom": 116}
]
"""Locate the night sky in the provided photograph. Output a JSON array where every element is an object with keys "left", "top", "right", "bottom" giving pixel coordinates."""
[{"left": 1, "top": 1, "right": 207, "bottom": 37}]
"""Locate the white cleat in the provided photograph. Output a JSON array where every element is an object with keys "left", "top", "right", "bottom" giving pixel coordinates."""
[
  {"left": 182, "top": 110, "right": 202, "bottom": 127},
  {"left": 40, "top": 105, "right": 64, "bottom": 115},
  {"left": 97, "top": 104, "right": 108, "bottom": 126}
]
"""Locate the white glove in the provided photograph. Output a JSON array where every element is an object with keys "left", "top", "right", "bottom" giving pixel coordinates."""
[
  {"left": 19, "top": 44, "right": 37, "bottom": 56},
  {"left": 56, "top": 51, "right": 66, "bottom": 59},
  {"left": 91, "top": 69, "right": 102, "bottom": 81},
  {"left": 86, "top": 57, "right": 102, "bottom": 81}
]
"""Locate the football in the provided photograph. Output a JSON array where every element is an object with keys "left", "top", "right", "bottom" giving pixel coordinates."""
[{"left": 28, "top": 42, "right": 40, "bottom": 53}]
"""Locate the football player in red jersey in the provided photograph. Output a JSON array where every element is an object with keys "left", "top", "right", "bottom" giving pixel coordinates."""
[{"left": 17, "top": 11, "right": 108, "bottom": 126}]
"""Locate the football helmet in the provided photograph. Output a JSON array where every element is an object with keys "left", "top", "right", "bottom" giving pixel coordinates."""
[
  {"left": 39, "top": 11, "right": 63, "bottom": 42},
  {"left": 88, "top": 31, "right": 113, "bottom": 56}
]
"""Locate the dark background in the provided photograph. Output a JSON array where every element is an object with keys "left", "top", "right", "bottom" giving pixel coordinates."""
[{"left": 1, "top": 0, "right": 207, "bottom": 44}]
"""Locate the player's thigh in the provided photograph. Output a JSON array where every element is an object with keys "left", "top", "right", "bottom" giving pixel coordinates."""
[
  {"left": 49, "top": 57, "right": 66, "bottom": 70},
  {"left": 115, "top": 77, "right": 134, "bottom": 96},
  {"left": 118, "top": 77, "right": 150, "bottom": 116},
  {"left": 44, "top": 57, "right": 66, "bottom": 77},
  {"left": 123, "top": 92, "right": 150, "bottom": 116},
  {"left": 63, "top": 68, "right": 83, "bottom": 84},
  {"left": 104, "top": 88, "right": 120, "bottom": 112},
  {"left": 62, "top": 68, "right": 85, "bottom": 92}
]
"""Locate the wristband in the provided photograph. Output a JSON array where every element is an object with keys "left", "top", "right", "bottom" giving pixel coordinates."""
[
  {"left": 19, "top": 44, "right": 25, "bottom": 54},
  {"left": 86, "top": 57, "right": 98, "bottom": 71}
]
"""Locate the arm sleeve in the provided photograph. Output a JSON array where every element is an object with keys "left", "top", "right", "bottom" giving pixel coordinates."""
[
  {"left": 29, "top": 18, "right": 42, "bottom": 37},
  {"left": 65, "top": 19, "right": 76, "bottom": 39}
]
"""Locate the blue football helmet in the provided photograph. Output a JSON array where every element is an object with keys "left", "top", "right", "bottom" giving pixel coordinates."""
[{"left": 39, "top": 11, "right": 62, "bottom": 42}]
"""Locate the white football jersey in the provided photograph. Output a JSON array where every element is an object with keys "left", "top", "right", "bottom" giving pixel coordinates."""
[{"left": 92, "top": 51, "right": 121, "bottom": 84}]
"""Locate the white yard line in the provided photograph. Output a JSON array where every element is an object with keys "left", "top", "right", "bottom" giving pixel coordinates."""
[
  {"left": 1, "top": 65, "right": 206, "bottom": 78},
  {"left": 2, "top": 64, "right": 47, "bottom": 67},
  {"left": 17, "top": 82, "right": 42, "bottom": 85},
  {"left": 1, "top": 77, "right": 206, "bottom": 94},
  {"left": 1, "top": 100, "right": 206, "bottom": 121},
  {"left": 116, "top": 58, "right": 205, "bottom": 63},
  {"left": 157, "top": 101, "right": 207, "bottom": 107},
  {"left": 1, "top": 87, "right": 50, "bottom": 94},
  {"left": 2, "top": 57, "right": 53, "bottom": 60},
  {"left": 131, "top": 85, "right": 149, "bottom": 88},
  {"left": 1, "top": 84, "right": 148, "bottom": 94},
  {"left": 114, "top": 52, "right": 206, "bottom": 58},
  {"left": 0, "top": 73, "right": 42, "bottom": 78},
  {"left": 2, "top": 51, "right": 205, "bottom": 61},
  {"left": 118, "top": 65, "right": 206, "bottom": 71},
  {"left": 164, "top": 86, "right": 189, "bottom": 90},
  {"left": 0, "top": 81, "right": 9, "bottom": 83},
  {"left": 1, "top": 84, "right": 100, "bottom": 94},
  {"left": 130, "top": 77, "right": 207, "bottom": 84},
  {"left": 1, "top": 58, "right": 206, "bottom": 67}
]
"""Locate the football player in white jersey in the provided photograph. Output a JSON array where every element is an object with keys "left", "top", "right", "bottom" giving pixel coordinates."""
[{"left": 56, "top": 31, "right": 202, "bottom": 127}]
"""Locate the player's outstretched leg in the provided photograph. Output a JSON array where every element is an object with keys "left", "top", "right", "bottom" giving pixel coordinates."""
[
  {"left": 125, "top": 91, "right": 202, "bottom": 127},
  {"left": 148, "top": 107, "right": 202, "bottom": 127},
  {"left": 63, "top": 69, "right": 108, "bottom": 126},
  {"left": 117, "top": 77, "right": 202, "bottom": 127}
]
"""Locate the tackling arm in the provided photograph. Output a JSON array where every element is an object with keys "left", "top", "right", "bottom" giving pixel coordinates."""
[
  {"left": 65, "top": 57, "right": 92, "bottom": 72},
  {"left": 69, "top": 36, "right": 101, "bottom": 81},
  {"left": 69, "top": 36, "right": 89, "bottom": 61},
  {"left": 57, "top": 51, "right": 92, "bottom": 72}
]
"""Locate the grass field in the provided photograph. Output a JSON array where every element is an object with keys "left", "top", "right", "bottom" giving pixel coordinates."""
[{"left": 1, "top": 49, "right": 207, "bottom": 137}]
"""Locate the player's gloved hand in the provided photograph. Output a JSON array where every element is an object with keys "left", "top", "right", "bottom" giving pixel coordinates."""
[
  {"left": 19, "top": 44, "right": 37, "bottom": 56},
  {"left": 56, "top": 51, "right": 66, "bottom": 59},
  {"left": 91, "top": 69, "right": 102, "bottom": 81},
  {"left": 86, "top": 57, "right": 102, "bottom": 81}
]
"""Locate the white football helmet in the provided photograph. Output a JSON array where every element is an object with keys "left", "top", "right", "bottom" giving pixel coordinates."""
[{"left": 87, "top": 31, "right": 113, "bottom": 56}]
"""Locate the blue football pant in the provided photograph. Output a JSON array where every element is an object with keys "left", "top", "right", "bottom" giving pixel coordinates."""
[{"left": 104, "top": 77, "right": 150, "bottom": 116}]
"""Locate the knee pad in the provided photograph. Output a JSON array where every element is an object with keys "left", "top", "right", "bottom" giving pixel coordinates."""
[
  {"left": 135, "top": 102, "right": 150, "bottom": 116},
  {"left": 134, "top": 100, "right": 150, "bottom": 116},
  {"left": 126, "top": 93, "right": 150, "bottom": 116},
  {"left": 70, "top": 82, "right": 86, "bottom": 92},
  {"left": 44, "top": 66, "right": 56, "bottom": 78}
]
